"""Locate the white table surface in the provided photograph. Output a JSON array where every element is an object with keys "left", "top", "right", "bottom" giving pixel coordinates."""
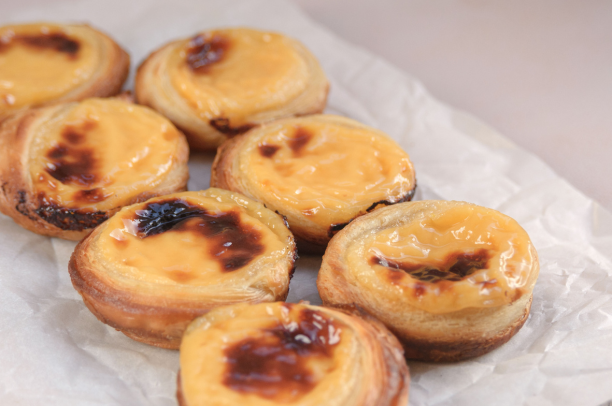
[{"left": 290, "top": 0, "right": 612, "bottom": 213}]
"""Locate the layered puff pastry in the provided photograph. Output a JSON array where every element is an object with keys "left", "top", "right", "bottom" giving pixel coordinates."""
[
  {"left": 0, "top": 97, "right": 189, "bottom": 240},
  {"left": 69, "top": 189, "right": 297, "bottom": 349},
  {"left": 0, "top": 23, "right": 129, "bottom": 115},
  {"left": 317, "top": 201, "right": 539, "bottom": 362},
  {"left": 135, "top": 28, "right": 328, "bottom": 150},
  {"left": 211, "top": 115, "right": 416, "bottom": 249},
  {"left": 178, "top": 302, "right": 409, "bottom": 406}
]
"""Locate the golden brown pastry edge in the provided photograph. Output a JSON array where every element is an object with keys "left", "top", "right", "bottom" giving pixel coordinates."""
[
  {"left": 0, "top": 101, "right": 190, "bottom": 240},
  {"left": 68, "top": 203, "right": 298, "bottom": 349},
  {"left": 0, "top": 23, "right": 130, "bottom": 116},
  {"left": 134, "top": 32, "right": 329, "bottom": 151},
  {"left": 210, "top": 128, "right": 416, "bottom": 248},
  {"left": 317, "top": 201, "right": 538, "bottom": 363}
]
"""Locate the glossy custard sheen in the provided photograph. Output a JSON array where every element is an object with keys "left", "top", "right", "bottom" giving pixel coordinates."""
[
  {"left": 181, "top": 303, "right": 356, "bottom": 405},
  {"left": 244, "top": 117, "right": 415, "bottom": 229},
  {"left": 97, "top": 194, "right": 286, "bottom": 287},
  {"left": 350, "top": 204, "right": 538, "bottom": 314},
  {"left": 28, "top": 98, "right": 184, "bottom": 212},
  {"left": 169, "top": 28, "right": 309, "bottom": 122},
  {"left": 0, "top": 23, "right": 98, "bottom": 110}
]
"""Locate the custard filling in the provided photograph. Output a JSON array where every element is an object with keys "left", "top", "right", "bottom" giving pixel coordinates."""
[
  {"left": 244, "top": 119, "right": 415, "bottom": 229},
  {"left": 169, "top": 28, "right": 309, "bottom": 123},
  {"left": 181, "top": 303, "right": 352, "bottom": 405},
  {"left": 28, "top": 98, "right": 183, "bottom": 212},
  {"left": 98, "top": 195, "right": 286, "bottom": 286},
  {"left": 0, "top": 24, "right": 98, "bottom": 110},
  {"left": 358, "top": 205, "right": 537, "bottom": 313}
]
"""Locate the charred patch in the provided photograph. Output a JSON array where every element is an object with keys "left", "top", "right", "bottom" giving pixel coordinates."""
[
  {"left": 326, "top": 184, "right": 418, "bottom": 238},
  {"left": 364, "top": 183, "right": 418, "bottom": 213},
  {"left": 132, "top": 199, "right": 265, "bottom": 272},
  {"left": 327, "top": 221, "right": 350, "bottom": 238},
  {"left": 258, "top": 143, "right": 280, "bottom": 158},
  {"left": 35, "top": 198, "right": 108, "bottom": 231},
  {"left": 209, "top": 117, "right": 255, "bottom": 137},
  {"left": 371, "top": 248, "right": 491, "bottom": 283},
  {"left": 288, "top": 127, "right": 312, "bottom": 155},
  {"left": 186, "top": 33, "right": 229, "bottom": 73},
  {"left": 45, "top": 146, "right": 98, "bottom": 187},
  {"left": 15, "top": 190, "right": 38, "bottom": 221},
  {"left": 0, "top": 33, "right": 80, "bottom": 57},
  {"left": 223, "top": 304, "right": 339, "bottom": 402}
]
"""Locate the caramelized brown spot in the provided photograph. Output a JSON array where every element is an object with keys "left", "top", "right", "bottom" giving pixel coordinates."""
[
  {"left": 165, "top": 270, "right": 197, "bottom": 283},
  {"left": 223, "top": 304, "right": 340, "bottom": 402},
  {"left": 371, "top": 249, "right": 491, "bottom": 283},
  {"left": 45, "top": 146, "right": 97, "bottom": 187},
  {"left": 46, "top": 121, "right": 99, "bottom": 187},
  {"left": 132, "top": 199, "right": 265, "bottom": 272},
  {"left": 61, "top": 120, "right": 95, "bottom": 144},
  {"left": 186, "top": 34, "right": 229, "bottom": 73},
  {"left": 413, "top": 282, "right": 427, "bottom": 298},
  {"left": 258, "top": 143, "right": 280, "bottom": 158},
  {"left": 288, "top": 127, "right": 312, "bottom": 155},
  {"left": 209, "top": 117, "right": 255, "bottom": 137},
  {"left": 73, "top": 188, "right": 108, "bottom": 203},
  {"left": 0, "top": 33, "right": 80, "bottom": 56}
]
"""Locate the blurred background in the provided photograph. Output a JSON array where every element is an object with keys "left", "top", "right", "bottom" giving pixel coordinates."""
[{"left": 290, "top": 0, "right": 612, "bottom": 212}]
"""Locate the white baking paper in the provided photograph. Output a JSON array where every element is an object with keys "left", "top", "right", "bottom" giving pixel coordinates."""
[{"left": 2, "top": 1, "right": 612, "bottom": 405}]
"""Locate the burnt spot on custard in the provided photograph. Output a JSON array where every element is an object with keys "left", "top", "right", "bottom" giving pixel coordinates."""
[
  {"left": 45, "top": 121, "right": 100, "bottom": 188},
  {"left": 288, "top": 127, "right": 312, "bottom": 156},
  {"left": 371, "top": 248, "right": 492, "bottom": 283},
  {"left": 36, "top": 194, "right": 108, "bottom": 231},
  {"left": 131, "top": 199, "right": 265, "bottom": 272},
  {"left": 186, "top": 33, "right": 229, "bottom": 73},
  {"left": 258, "top": 143, "right": 280, "bottom": 158},
  {"left": 0, "top": 33, "right": 80, "bottom": 57},
  {"left": 327, "top": 184, "right": 418, "bottom": 238},
  {"left": 223, "top": 304, "right": 340, "bottom": 401},
  {"left": 209, "top": 117, "right": 255, "bottom": 137}
]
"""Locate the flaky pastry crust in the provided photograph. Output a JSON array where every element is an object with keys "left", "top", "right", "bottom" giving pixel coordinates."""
[
  {"left": 0, "top": 23, "right": 129, "bottom": 115},
  {"left": 69, "top": 189, "right": 297, "bottom": 349},
  {"left": 0, "top": 98, "right": 189, "bottom": 240},
  {"left": 211, "top": 115, "right": 416, "bottom": 250},
  {"left": 317, "top": 200, "right": 539, "bottom": 362},
  {"left": 135, "top": 28, "right": 329, "bottom": 150},
  {"left": 177, "top": 302, "right": 409, "bottom": 406}
]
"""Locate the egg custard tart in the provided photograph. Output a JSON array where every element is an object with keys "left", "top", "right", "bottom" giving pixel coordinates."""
[
  {"left": 69, "top": 189, "right": 297, "bottom": 349},
  {"left": 178, "top": 302, "right": 409, "bottom": 406},
  {"left": 211, "top": 115, "right": 416, "bottom": 250},
  {"left": 0, "top": 23, "right": 129, "bottom": 115},
  {"left": 135, "top": 28, "right": 328, "bottom": 150},
  {"left": 0, "top": 97, "right": 189, "bottom": 240},
  {"left": 318, "top": 201, "right": 539, "bottom": 362}
]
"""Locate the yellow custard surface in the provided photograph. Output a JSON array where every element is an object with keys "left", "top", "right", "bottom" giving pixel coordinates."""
[
  {"left": 243, "top": 116, "right": 415, "bottom": 229},
  {"left": 181, "top": 303, "right": 355, "bottom": 406},
  {"left": 28, "top": 98, "right": 184, "bottom": 211},
  {"left": 350, "top": 204, "right": 538, "bottom": 314},
  {"left": 97, "top": 192, "right": 288, "bottom": 287},
  {"left": 169, "top": 28, "right": 309, "bottom": 121},
  {"left": 0, "top": 23, "right": 98, "bottom": 111}
]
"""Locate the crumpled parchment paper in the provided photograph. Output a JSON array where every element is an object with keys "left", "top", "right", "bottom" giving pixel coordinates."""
[{"left": 2, "top": 1, "right": 612, "bottom": 405}]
